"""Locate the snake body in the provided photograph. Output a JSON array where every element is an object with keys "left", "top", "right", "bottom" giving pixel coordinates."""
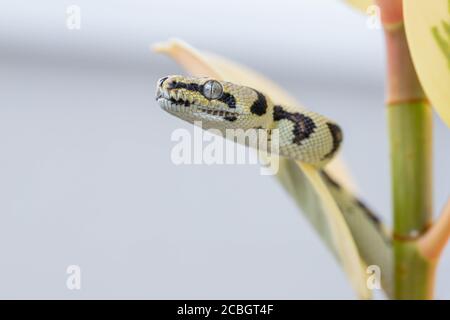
[
  {"left": 156, "top": 74, "right": 392, "bottom": 293},
  {"left": 156, "top": 75, "right": 342, "bottom": 167},
  {"left": 156, "top": 75, "right": 389, "bottom": 239}
]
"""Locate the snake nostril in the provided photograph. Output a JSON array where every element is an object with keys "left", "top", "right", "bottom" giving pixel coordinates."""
[
  {"left": 167, "top": 80, "right": 177, "bottom": 89},
  {"left": 158, "top": 76, "right": 168, "bottom": 87}
]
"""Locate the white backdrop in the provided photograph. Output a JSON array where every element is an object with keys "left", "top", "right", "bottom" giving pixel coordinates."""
[{"left": 0, "top": 0, "right": 449, "bottom": 299}]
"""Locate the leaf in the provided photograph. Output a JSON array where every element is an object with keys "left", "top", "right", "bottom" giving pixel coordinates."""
[
  {"left": 343, "top": 0, "right": 373, "bottom": 12},
  {"left": 153, "top": 39, "right": 357, "bottom": 192},
  {"left": 300, "top": 163, "right": 370, "bottom": 298},
  {"left": 153, "top": 38, "right": 392, "bottom": 298},
  {"left": 404, "top": 0, "right": 450, "bottom": 128},
  {"left": 279, "top": 159, "right": 393, "bottom": 297}
]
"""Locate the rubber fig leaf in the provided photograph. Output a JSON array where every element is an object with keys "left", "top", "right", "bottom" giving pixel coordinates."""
[
  {"left": 343, "top": 0, "right": 373, "bottom": 12},
  {"left": 404, "top": 0, "right": 450, "bottom": 127},
  {"left": 153, "top": 38, "right": 393, "bottom": 298}
]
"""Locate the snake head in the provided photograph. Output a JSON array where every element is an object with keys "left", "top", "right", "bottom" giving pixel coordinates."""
[{"left": 156, "top": 75, "right": 273, "bottom": 131}]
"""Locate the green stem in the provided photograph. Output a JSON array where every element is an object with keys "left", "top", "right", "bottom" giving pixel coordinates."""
[
  {"left": 376, "top": 0, "right": 439, "bottom": 300},
  {"left": 390, "top": 102, "right": 432, "bottom": 234},
  {"left": 389, "top": 101, "right": 434, "bottom": 299},
  {"left": 381, "top": 14, "right": 434, "bottom": 298},
  {"left": 394, "top": 241, "right": 436, "bottom": 299}
]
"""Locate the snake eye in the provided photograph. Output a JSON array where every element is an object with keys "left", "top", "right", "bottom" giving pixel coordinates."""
[{"left": 202, "top": 80, "right": 223, "bottom": 100}]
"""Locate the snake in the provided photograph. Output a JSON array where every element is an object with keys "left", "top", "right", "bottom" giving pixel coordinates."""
[
  {"left": 156, "top": 74, "right": 393, "bottom": 294},
  {"left": 156, "top": 74, "right": 391, "bottom": 248},
  {"left": 156, "top": 75, "right": 342, "bottom": 168}
]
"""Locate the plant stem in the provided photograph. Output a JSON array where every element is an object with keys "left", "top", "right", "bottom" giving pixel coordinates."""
[
  {"left": 389, "top": 101, "right": 434, "bottom": 299},
  {"left": 376, "top": 0, "right": 435, "bottom": 299},
  {"left": 390, "top": 102, "right": 432, "bottom": 235},
  {"left": 418, "top": 198, "right": 450, "bottom": 260}
]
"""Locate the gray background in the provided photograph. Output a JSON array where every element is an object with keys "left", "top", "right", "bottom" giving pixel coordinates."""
[{"left": 0, "top": 0, "right": 448, "bottom": 299}]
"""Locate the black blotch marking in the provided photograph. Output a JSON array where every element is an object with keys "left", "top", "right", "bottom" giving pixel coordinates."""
[
  {"left": 273, "top": 105, "right": 316, "bottom": 145},
  {"left": 250, "top": 91, "right": 268, "bottom": 115},
  {"left": 321, "top": 170, "right": 390, "bottom": 244},
  {"left": 355, "top": 198, "right": 381, "bottom": 224},
  {"left": 321, "top": 169, "right": 380, "bottom": 224},
  {"left": 167, "top": 81, "right": 202, "bottom": 92},
  {"left": 218, "top": 92, "right": 236, "bottom": 109},
  {"left": 353, "top": 199, "right": 391, "bottom": 245},
  {"left": 166, "top": 82, "right": 198, "bottom": 107},
  {"left": 224, "top": 115, "right": 237, "bottom": 122},
  {"left": 320, "top": 170, "right": 390, "bottom": 245},
  {"left": 319, "top": 170, "right": 341, "bottom": 190},
  {"left": 168, "top": 81, "right": 236, "bottom": 109},
  {"left": 355, "top": 198, "right": 380, "bottom": 225},
  {"left": 169, "top": 97, "right": 190, "bottom": 107},
  {"left": 322, "top": 122, "right": 343, "bottom": 160}
]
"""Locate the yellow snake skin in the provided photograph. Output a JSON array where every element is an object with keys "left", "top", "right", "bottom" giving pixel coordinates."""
[
  {"left": 156, "top": 75, "right": 342, "bottom": 167},
  {"left": 156, "top": 75, "right": 391, "bottom": 282}
]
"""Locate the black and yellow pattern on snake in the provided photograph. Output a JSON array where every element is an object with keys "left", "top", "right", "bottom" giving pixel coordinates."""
[
  {"left": 156, "top": 74, "right": 392, "bottom": 294},
  {"left": 156, "top": 75, "right": 342, "bottom": 167},
  {"left": 156, "top": 74, "right": 391, "bottom": 265}
]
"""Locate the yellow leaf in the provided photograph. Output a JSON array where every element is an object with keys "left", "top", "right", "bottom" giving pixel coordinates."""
[
  {"left": 300, "top": 163, "right": 370, "bottom": 299},
  {"left": 153, "top": 39, "right": 358, "bottom": 192},
  {"left": 153, "top": 39, "right": 371, "bottom": 299},
  {"left": 404, "top": 0, "right": 450, "bottom": 127},
  {"left": 344, "top": 0, "right": 373, "bottom": 12}
]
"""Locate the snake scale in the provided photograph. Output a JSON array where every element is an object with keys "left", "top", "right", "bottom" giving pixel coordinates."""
[
  {"left": 156, "top": 75, "right": 391, "bottom": 253},
  {"left": 156, "top": 75, "right": 342, "bottom": 167}
]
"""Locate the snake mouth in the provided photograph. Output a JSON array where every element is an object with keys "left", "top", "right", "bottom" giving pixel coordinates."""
[
  {"left": 195, "top": 107, "right": 238, "bottom": 118},
  {"left": 157, "top": 95, "right": 240, "bottom": 120}
]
